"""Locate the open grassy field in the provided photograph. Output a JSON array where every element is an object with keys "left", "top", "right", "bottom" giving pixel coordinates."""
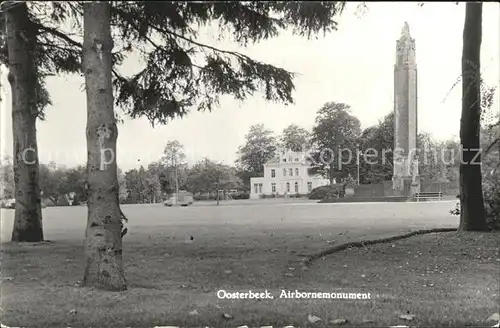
[{"left": 1, "top": 200, "right": 498, "bottom": 327}]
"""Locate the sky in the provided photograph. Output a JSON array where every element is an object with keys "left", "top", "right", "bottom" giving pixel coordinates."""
[{"left": 1, "top": 2, "right": 499, "bottom": 171}]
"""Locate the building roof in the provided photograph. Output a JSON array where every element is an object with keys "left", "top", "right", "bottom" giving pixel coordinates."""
[
  {"left": 266, "top": 157, "right": 280, "bottom": 164},
  {"left": 264, "top": 150, "right": 310, "bottom": 166}
]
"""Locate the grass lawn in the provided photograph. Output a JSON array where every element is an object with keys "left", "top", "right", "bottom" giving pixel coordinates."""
[{"left": 1, "top": 201, "right": 498, "bottom": 327}]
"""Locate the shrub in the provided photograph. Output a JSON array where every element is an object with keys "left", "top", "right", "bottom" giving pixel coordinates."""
[
  {"left": 483, "top": 169, "right": 500, "bottom": 230},
  {"left": 233, "top": 192, "right": 250, "bottom": 200},
  {"left": 309, "top": 184, "right": 345, "bottom": 200},
  {"left": 260, "top": 194, "right": 274, "bottom": 199},
  {"left": 344, "top": 174, "right": 357, "bottom": 189},
  {"left": 289, "top": 193, "right": 308, "bottom": 198},
  {"left": 450, "top": 169, "right": 500, "bottom": 230}
]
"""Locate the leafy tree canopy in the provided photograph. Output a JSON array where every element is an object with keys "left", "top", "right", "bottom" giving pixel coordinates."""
[
  {"left": 279, "top": 124, "right": 311, "bottom": 152},
  {"left": 236, "top": 124, "right": 277, "bottom": 175},
  {"left": 309, "top": 101, "right": 361, "bottom": 181},
  {"left": 187, "top": 158, "right": 241, "bottom": 193}
]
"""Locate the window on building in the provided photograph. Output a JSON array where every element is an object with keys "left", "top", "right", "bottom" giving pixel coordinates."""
[
  {"left": 283, "top": 168, "right": 286, "bottom": 176},
  {"left": 295, "top": 168, "right": 299, "bottom": 176},
  {"left": 294, "top": 182, "right": 299, "bottom": 193},
  {"left": 286, "top": 182, "right": 290, "bottom": 192},
  {"left": 289, "top": 168, "right": 293, "bottom": 176},
  {"left": 254, "top": 183, "right": 258, "bottom": 194},
  {"left": 295, "top": 158, "right": 299, "bottom": 162},
  {"left": 283, "top": 158, "right": 287, "bottom": 162},
  {"left": 258, "top": 183, "right": 262, "bottom": 193},
  {"left": 307, "top": 181, "right": 312, "bottom": 192},
  {"left": 271, "top": 169, "right": 275, "bottom": 178},
  {"left": 271, "top": 183, "right": 276, "bottom": 193}
]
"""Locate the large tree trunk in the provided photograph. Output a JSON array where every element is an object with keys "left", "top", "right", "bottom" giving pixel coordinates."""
[
  {"left": 5, "top": 2, "right": 44, "bottom": 242},
  {"left": 458, "top": 2, "right": 488, "bottom": 231},
  {"left": 82, "top": 1, "right": 127, "bottom": 291}
]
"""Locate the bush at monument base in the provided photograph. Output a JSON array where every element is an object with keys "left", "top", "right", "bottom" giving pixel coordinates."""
[{"left": 308, "top": 184, "right": 345, "bottom": 200}]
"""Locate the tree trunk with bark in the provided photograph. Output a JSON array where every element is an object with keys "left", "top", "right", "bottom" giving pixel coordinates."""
[
  {"left": 458, "top": 2, "right": 488, "bottom": 231},
  {"left": 81, "top": 1, "right": 127, "bottom": 291},
  {"left": 5, "top": 2, "right": 44, "bottom": 242}
]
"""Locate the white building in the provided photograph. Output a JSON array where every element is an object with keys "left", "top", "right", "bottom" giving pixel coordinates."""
[{"left": 249, "top": 150, "right": 330, "bottom": 199}]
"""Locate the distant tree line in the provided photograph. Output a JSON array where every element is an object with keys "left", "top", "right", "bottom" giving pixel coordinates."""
[
  {"left": 1, "top": 101, "right": 494, "bottom": 208},
  {"left": 234, "top": 101, "right": 469, "bottom": 188},
  {"left": 1, "top": 141, "right": 246, "bottom": 205}
]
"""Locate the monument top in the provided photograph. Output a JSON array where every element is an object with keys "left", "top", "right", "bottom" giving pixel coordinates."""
[
  {"left": 396, "top": 22, "right": 415, "bottom": 58},
  {"left": 402, "top": 22, "right": 410, "bottom": 37},
  {"left": 399, "top": 22, "right": 412, "bottom": 42}
]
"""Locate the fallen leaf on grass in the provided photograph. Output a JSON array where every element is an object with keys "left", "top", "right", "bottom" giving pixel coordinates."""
[
  {"left": 399, "top": 314, "right": 415, "bottom": 321},
  {"left": 487, "top": 313, "right": 500, "bottom": 322},
  {"left": 329, "top": 318, "right": 348, "bottom": 325},
  {"left": 390, "top": 326, "right": 409, "bottom": 328},
  {"left": 285, "top": 272, "right": 294, "bottom": 277},
  {"left": 308, "top": 315, "right": 322, "bottom": 323},
  {"left": 222, "top": 313, "right": 234, "bottom": 320},
  {"left": 236, "top": 326, "right": 248, "bottom": 328},
  {"left": 189, "top": 309, "right": 199, "bottom": 316}
]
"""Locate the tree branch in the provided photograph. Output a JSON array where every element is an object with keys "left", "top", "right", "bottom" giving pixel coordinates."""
[
  {"left": 112, "top": 6, "right": 253, "bottom": 62},
  {"left": 155, "top": 25, "right": 253, "bottom": 61},
  {"left": 36, "top": 24, "right": 82, "bottom": 49},
  {"left": 484, "top": 136, "right": 499, "bottom": 155},
  {"left": 37, "top": 41, "right": 78, "bottom": 52}
]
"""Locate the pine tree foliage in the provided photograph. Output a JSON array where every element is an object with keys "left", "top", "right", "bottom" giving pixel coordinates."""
[
  {"left": 0, "top": 1, "right": 83, "bottom": 119},
  {"left": 2, "top": 1, "right": 346, "bottom": 124},
  {"left": 109, "top": 2, "right": 346, "bottom": 125}
]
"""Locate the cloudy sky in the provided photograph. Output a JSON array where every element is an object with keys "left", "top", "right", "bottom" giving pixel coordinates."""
[{"left": 1, "top": 2, "right": 499, "bottom": 171}]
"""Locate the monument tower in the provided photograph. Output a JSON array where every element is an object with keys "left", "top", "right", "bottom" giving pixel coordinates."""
[{"left": 392, "top": 22, "right": 420, "bottom": 195}]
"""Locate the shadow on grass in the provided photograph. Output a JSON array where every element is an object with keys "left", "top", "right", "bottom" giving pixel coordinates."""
[{"left": 1, "top": 230, "right": 498, "bottom": 327}]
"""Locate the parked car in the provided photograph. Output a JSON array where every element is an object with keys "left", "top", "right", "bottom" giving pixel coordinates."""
[
  {"left": 3, "top": 198, "right": 15, "bottom": 209},
  {"left": 164, "top": 191, "right": 194, "bottom": 207},
  {"left": 1, "top": 198, "right": 46, "bottom": 209}
]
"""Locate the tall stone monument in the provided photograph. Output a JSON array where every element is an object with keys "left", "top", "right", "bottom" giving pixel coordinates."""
[{"left": 392, "top": 22, "right": 420, "bottom": 196}]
